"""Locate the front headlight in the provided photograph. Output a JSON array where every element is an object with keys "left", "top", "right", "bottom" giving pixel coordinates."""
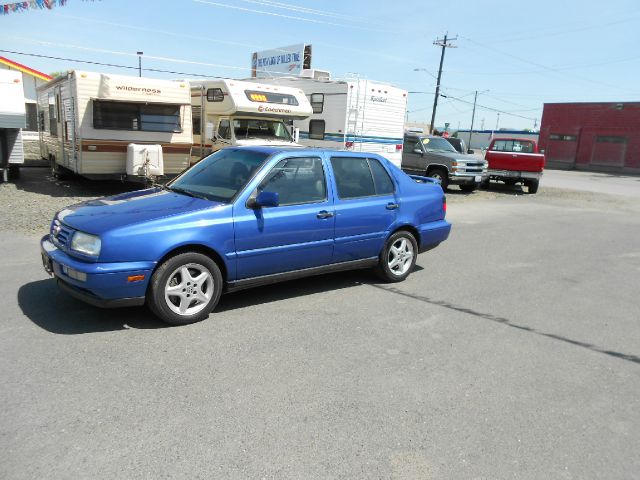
[{"left": 71, "top": 231, "right": 101, "bottom": 256}]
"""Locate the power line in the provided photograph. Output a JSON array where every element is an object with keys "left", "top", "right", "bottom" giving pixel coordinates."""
[{"left": 439, "top": 92, "right": 538, "bottom": 121}]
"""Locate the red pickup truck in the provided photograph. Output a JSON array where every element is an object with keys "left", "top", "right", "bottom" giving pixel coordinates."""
[{"left": 483, "top": 138, "right": 545, "bottom": 194}]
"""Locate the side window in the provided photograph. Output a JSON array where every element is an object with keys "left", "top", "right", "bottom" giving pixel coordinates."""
[
  {"left": 492, "top": 140, "right": 507, "bottom": 151},
  {"left": 218, "top": 119, "right": 231, "bottom": 140},
  {"left": 206, "top": 88, "right": 224, "bottom": 102},
  {"left": 331, "top": 157, "right": 376, "bottom": 199},
  {"left": 192, "top": 106, "right": 201, "bottom": 136},
  {"left": 48, "top": 93, "right": 58, "bottom": 137},
  {"left": 257, "top": 157, "right": 326, "bottom": 206},
  {"left": 309, "top": 119, "right": 325, "bottom": 140},
  {"left": 403, "top": 138, "right": 420, "bottom": 153},
  {"left": 369, "top": 159, "right": 395, "bottom": 195},
  {"left": 310, "top": 93, "right": 324, "bottom": 114}
]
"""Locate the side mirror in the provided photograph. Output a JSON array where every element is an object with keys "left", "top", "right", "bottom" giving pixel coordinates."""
[
  {"left": 413, "top": 148, "right": 423, "bottom": 155},
  {"left": 249, "top": 191, "right": 279, "bottom": 209},
  {"left": 467, "top": 149, "right": 475, "bottom": 154}
]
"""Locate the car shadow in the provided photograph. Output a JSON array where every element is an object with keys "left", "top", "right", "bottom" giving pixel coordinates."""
[{"left": 19, "top": 265, "right": 424, "bottom": 335}]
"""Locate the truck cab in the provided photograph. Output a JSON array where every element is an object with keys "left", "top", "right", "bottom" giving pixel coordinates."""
[
  {"left": 401, "top": 133, "right": 488, "bottom": 192},
  {"left": 190, "top": 79, "right": 312, "bottom": 162}
]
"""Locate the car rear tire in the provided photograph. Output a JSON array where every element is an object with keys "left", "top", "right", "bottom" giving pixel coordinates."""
[
  {"left": 147, "top": 252, "right": 223, "bottom": 326},
  {"left": 527, "top": 179, "right": 539, "bottom": 194},
  {"left": 375, "top": 231, "right": 418, "bottom": 283},
  {"left": 459, "top": 184, "right": 477, "bottom": 193},
  {"left": 427, "top": 168, "right": 449, "bottom": 190}
]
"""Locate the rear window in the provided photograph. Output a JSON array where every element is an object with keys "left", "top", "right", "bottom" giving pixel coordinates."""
[{"left": 491, "top": 140, "right": 534, "bottom": 153}]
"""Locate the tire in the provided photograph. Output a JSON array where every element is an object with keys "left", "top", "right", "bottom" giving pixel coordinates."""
[
  {"left": 481, "top": 178, "right": 490, "bottom": 189},
  {"left": 427, "top": 168, "right": 449, "bottom": 190},
  {"left": 147, "top": 252, "right": 223, "bottom": 325},
  {"left": 459, "top": 184, "right": 477, "bottom": 193},
  {"left": 7, "top": 164, "right": 20, "bottom": 181},
  {"left": 527, "top": 179, "right": 539, "bottom": 194},
  {"left": 375, "top": 230, "right": 418, "bottom": 283}
]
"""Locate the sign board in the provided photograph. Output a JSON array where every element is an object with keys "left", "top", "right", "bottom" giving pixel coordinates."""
[{"left": 251, "top": 44, "right": 312, "bottom": 78}]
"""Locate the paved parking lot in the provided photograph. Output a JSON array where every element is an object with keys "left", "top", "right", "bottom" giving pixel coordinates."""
[{"left": 1, "top": 169, "right": 639, "bottom": 479}]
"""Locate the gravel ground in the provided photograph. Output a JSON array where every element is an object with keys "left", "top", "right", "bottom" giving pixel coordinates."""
[{"left": 0, "top": 166, "right": 623, "bottom": 236}]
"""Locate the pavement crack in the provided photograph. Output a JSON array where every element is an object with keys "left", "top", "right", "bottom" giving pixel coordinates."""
[{"left": 370, "top": 284, "right": 640, "bottom": 366}]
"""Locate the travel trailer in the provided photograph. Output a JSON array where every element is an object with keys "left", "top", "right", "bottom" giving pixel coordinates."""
[
  {"left": 190, "top": 79, "right": 312, "bottom": 161},
  {"left": 37, "top": 71, "right": 193, "bottom": 181},
  {"left": 255, "top": 75, "right": 408, "bottom": 167},
  {"left": 0, "top": 70, "right": 25, "bottom": 182}
]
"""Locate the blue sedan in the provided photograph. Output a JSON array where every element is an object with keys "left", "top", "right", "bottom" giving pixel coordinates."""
[{"left": 41, "top": 147, "right": 451, "bottom": 325}]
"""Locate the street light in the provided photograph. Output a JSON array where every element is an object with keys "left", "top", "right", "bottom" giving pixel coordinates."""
[{"left": 136, "top": 51, "right": 143, "bottom": 77}]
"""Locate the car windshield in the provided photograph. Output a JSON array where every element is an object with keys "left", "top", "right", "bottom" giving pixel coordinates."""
[
  {"left": 234, "top": 119, "right": 292, "bottom": 142},
  {"left": 168, "top": 148, "right": 270, "bottom": 202},
  {"left": 421, "top": 137, "right": 457, "bottom": 153}
]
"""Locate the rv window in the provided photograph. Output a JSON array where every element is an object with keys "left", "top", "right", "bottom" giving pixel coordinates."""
[
  {"left": 233, "top": 119, "right": 291, "bottom": 141},
  {"left": 310, "top": 93, "right": 324, "bottom": 114},
  {"left": 309, "top": 120, "right": 325, "bottom": 140},
  {"left": 206, "top": 88, "right": 224, "bottom": 102},
  {"left": 192, "top": 106, "right": 201, "bottom": 135},
  {"left": 48, "top": 93, "right": 58, "bottom": 137},
  {"left": 218, "top": 120, "right": 231, "bottom": 140},
  {"left": 93, "top": 101, "right": 182, "bottom": 133},
  {"left": 25, "top": 104, "right": 38, "bottom": 132}
]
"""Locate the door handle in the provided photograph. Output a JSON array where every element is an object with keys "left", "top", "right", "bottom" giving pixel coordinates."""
[
  {"left": 317, "top": 210, "right": 334, "bottom": 219},
  {"left": 386, "top": 203, "right": 399, "bottom": 210}
]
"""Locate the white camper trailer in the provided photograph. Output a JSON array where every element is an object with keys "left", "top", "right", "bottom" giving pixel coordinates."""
[
  {"left": 255, "top": 75, "right": 408, "bottom": 167},
  {"left": 0, "top": 70, "right": 26, "bottom": 182},
  {"left": 190, "top": 79, "right": 312, "bottom": 161},
  {"left": 37, "top": 71, "right": 193, "bottom": 181}
]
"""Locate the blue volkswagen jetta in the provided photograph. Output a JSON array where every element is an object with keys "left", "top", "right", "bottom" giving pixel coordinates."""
[{"left": 41, "top": 147, "right": 451, "bottom": 325}]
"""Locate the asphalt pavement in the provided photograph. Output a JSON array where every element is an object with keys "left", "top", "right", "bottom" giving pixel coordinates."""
[{"left": 1, "top": 172, "right": 639, "bottom": 479}]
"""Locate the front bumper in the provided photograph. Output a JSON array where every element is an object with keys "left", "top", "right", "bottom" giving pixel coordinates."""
[
  {"left": 449, "top": 172, "right": 488, "bottom": 185},
  {"left": 41, "top": 235, "right": 155, "bottom": 308}
]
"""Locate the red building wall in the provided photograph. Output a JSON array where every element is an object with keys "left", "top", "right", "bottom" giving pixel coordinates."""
[{"left": 539, "top": 102, "right": 640, "bottom": 174}]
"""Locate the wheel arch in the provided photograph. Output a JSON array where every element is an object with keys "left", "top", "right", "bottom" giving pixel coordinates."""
[
  {"left": 426, "top": 163, "right": 449, "bottom": 175},
  {"left": 154, "top": 243, "right": 229, "bottom": 283},
  {"left": 389, "top": 224, "right": 421, "bottom": 247}
]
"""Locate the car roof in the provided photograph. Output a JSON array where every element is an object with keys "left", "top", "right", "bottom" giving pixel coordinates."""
[{"left": 226, "top": 145, "right": 387, "bottom": 159}]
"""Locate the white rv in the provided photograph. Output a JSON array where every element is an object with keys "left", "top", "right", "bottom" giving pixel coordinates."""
[
  {"left": 37, "top": 71, "right": 193, "bottom": 181},
  {"left": 190, "top": 79, "right": 312, "bottom": 161},
  {"left": 0, "top": 70, "right": 26, "bottom": 182},
  {"left": 255, "top": 74, "right": 408, "bottom": 167}
]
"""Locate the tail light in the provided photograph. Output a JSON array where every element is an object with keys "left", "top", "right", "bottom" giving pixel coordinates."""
[
  {"left": 395, "top": 144, "right": 403, "bottom": 151},
  {"left": 345, "top": 141, "right": 354, "bottom": 148},
  {"left": 443, "top": 196, "right": 447, "bottom": 215}
]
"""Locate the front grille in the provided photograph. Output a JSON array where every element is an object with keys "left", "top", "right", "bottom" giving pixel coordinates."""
[{"left": 51, "top": 219, "right": 75, "bottom": 248}]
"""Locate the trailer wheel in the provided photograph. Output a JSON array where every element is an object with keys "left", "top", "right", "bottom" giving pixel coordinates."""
[
  {"left": 50, "top": 157, "right": 68, "bottom": 180},
  {"left": 7, "top": 165, "right": 20, "bottom": 181}
]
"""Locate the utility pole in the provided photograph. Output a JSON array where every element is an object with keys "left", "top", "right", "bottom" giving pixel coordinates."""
[
  {"left": 481, "top": 118, "right": 485, "bottom": 130},
  {"left": 137, "top": 51, "right": 144, "bottom": 77},
  {"left": 467, "top": 90, "right": 478, "bottom": 153},
  {"left": 495, "top": 113, "right": 500, "bottom": 130},
  {"left": 429, "top": 33, "right": 457, "bottom": 134}
]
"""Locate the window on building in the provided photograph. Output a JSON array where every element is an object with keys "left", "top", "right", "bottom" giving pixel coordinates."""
[
  {"left": 257, "top": 157, "right": 326, "bottom": 206},
  {"left": 596, "top": 136, "right": 627, "bottom": 144},
  {"left": 93, "top": 101, "right": 182, "bottom": 132},
  {"left": 310, "top": 93, "right": 324, "bottom": 113},
  {"left": 309, "top": 119, "right": 325, "bottom": 140},
  {"left": 549, "top": 134, "right": 577, "bottom": 141}
]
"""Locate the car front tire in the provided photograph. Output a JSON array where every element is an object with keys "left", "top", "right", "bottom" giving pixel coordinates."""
[
  {"left": 427, "top": 168, "right": 449, "bottom": 190},
  {"left": 147, "top": 252, "right": 223, "bottom": 325},
  {"left": 375, "top": 231, "right": 418, "bottom": 283}
]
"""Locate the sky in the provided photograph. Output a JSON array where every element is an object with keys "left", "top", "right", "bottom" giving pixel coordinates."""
[{"left": 1, "top": 0, "right": 639, "bottom": 131}]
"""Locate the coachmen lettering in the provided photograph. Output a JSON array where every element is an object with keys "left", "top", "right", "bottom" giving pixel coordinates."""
[{"left": 258, "top": 105, "right": 292, "bottom": 114}]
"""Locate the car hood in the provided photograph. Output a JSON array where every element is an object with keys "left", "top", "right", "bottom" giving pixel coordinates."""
[
  {"left": 425, "top": 150, "right": 460, "bottom": 161},
  {"left": 57, "top": 187, "right": 220, "bottom": 235}
]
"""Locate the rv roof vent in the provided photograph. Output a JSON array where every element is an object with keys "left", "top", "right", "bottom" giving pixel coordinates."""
[{"left": 300, "top": 69, "right": 331, "bottom": 81}]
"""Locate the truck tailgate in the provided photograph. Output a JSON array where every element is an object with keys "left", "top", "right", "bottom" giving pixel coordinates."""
[{"left": 486, "top": 152, "right": 545, "bottom": 172}]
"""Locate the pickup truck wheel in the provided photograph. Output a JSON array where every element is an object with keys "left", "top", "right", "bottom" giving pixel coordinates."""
[
  {"left": 459, "top": 184, "right": 476, "bottom": 193},
  {"left": 527, "top": 179, "right": 539, "bottom": 194},
  {"left": 427, "top": 168, "right": 448, "bottom": 190},
  {"left": 148, "top": 252, "right": 223, "bottom": 326},
  {"left": 375, "top": 231, "right": 418, "bottom": 283}
]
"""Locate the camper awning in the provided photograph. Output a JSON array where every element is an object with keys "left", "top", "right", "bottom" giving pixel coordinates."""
[{"left": 97, "top": 74, "right": 190, "bottom": 105}]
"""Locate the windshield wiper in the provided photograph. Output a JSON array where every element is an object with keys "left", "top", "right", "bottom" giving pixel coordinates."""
[{"left": 167, "top": 186, "right": 208, "bottom": 200}]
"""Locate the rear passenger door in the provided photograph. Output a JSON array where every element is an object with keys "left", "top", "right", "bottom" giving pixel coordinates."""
[{"left": 330, "top": 156, "right": 398, "bottom": 263}]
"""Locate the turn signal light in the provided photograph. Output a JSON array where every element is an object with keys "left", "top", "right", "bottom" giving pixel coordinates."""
[{"left": 127, "top": 275, "right": 145, "bottom": 282}]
